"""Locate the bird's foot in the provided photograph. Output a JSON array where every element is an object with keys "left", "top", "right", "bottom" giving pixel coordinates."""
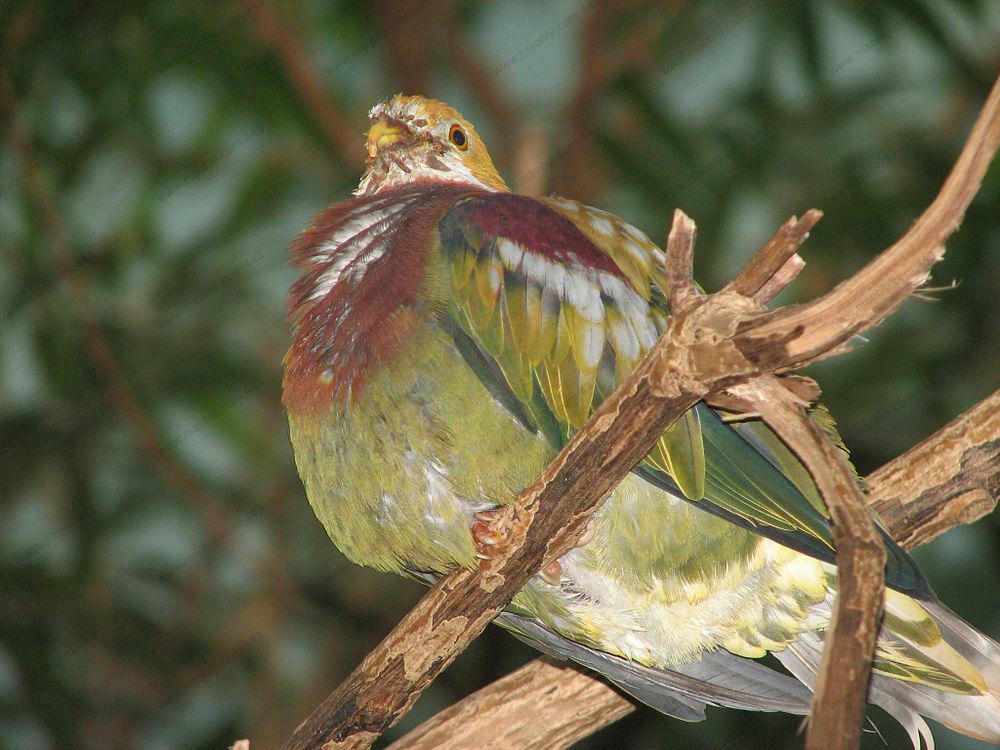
[
  {"left": 471, "top": 508, "right": 504, "bottom": 560},
  {"left": 538, "top": 517, "right": 597, "bottom": 586},
  {"left": 575, "top": 516, "right": 598, "bottom": 547},
  {"left": 538, "top": 560, "right": 563, "bottom": 586},
  {"left": 470, "top": 510, "right": 596, "bottom": 586}
]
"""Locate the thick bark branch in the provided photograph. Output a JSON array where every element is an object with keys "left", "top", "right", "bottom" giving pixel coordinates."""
[
  {"left": 732, "top": 379, "right": 885, "bottom": 750},
  {"left": 280, "top": 73, "right": 1000, "bottom": 750},
  {"left": 868, "top": 389, "right": 1000, "bottom": 551},
  {"left": 389, "top": 388, "right": 1000, "bottom": 749},
  {"left": 385, "top": 658, "right": 634, "bottom": 750}
]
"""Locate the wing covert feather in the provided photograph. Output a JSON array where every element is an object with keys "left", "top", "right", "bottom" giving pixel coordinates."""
[{"left": 436, "top": 193, "right": 930, "bottom": 598}]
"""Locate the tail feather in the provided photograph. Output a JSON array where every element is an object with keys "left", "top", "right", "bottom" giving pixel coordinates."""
[
  {"left": 494, "top": 610, "right": 814, "bottom": 720},
  {"left": 787, "top": 590, "right": 1000, "bottom": 747},
  {"left": 774, "top": 635, "right": 935, "bottom": 750},
  {"left": 875, "top": 673, "right": 1000, "bottom": 744},
  {"left": 889, "top": 600, "right": 1000, "bottom": 743},
  {"left": 874, "top": 594, "right": 1000, "bottom": 743},
  {"left": 922, "top": 600, "right": 1000, "bottom": 687}
]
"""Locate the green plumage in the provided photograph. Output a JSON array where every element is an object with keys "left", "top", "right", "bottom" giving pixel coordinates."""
[
  {"left": 284, "top": 99, "right": 1000, "bottom": 741},
  {"left": 287, "top": 189, "right": 958, "bottom": 667}
]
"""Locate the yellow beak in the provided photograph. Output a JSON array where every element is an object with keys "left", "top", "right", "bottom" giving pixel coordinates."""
[{"left": 366, "top": 119, "right": 405, "bottom": 158}]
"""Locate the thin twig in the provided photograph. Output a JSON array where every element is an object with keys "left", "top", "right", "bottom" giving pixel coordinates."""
[
  {"left": 724, "top": 209, "right": 822, "bottom": 302},
  {"left": 0, "top": 72, "right": 231, "bottom": 541},
  {"left": 241, "top": 0, "right": 364, "bottom": 170},
  {"left": 662, "top": 209, "right": 699, "bottom": 309},
  {"left": 755, "top": 254, "right": 807, "bottom": 304}
]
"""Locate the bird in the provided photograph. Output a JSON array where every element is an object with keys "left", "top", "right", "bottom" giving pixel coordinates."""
[{"left": 282, "top": 94, "right": 1000, "bottom": 747}]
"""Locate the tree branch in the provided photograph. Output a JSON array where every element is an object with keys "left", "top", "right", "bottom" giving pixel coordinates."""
[
  {"left": 241, "top": 0, "right": 364, "bottom": 170},
  {"left": 0, "top": 70, "right": 232, "bottom": 542},
  {"left": 740, "top": 75, "right": 1000, "bottom": 371},
  {"left": 280, "top": 72, "right": 1000, "bottom": 750},
  {"left": 661, "top": 210, "right": 700, "bottom": 310},
  {"left": 868, "top": 389, "right": 1000, "bottom": 551},
  {"left": 723, "top": 209, "right": 822, "bottom": 303},
  {"left": 731, "top": 378, "right": 885, "bottom": 750},
  {"left": 385, "top": 658, "right": 634, "bottom": 750}
]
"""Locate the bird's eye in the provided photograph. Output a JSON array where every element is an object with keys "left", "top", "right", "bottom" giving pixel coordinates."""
[{"left": 449, "top": 124, "right": 468, "bottom": 150}]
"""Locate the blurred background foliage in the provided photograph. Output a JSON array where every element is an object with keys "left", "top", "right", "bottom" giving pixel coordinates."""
[{"left": 2, "top": 0, "right": 999, "bottom": 748}]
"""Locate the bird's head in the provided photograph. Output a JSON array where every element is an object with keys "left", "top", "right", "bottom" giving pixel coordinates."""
[{"left": 356, "top": 94, "right": 509, "bottom": 195}]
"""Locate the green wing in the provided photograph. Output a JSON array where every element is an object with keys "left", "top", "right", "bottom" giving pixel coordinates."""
[{"left": 436, "top": 192, "right": 930, "bottom": 598}]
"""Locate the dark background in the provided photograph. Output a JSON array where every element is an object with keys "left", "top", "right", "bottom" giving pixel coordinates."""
[{"left": 2, "top": 1, "right": 999, "bottom": 748}]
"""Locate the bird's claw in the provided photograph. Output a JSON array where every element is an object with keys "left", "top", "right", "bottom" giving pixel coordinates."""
[
  {"left": 539, "top": 560, "right": 563, "bottom": 586},
  {"left": 576, "top": 517, "right": 597, "bottom": 547},
  {"left": 471, "top": 510, "right": 593, "bottom": 586},
  {"left": 471, "top": 508, "right": 504, "bottom": 560}
]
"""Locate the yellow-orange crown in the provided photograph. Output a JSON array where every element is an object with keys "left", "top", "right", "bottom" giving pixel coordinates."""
[{"left": 357, "top": 94, "right": 509, "bottom": 195}]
